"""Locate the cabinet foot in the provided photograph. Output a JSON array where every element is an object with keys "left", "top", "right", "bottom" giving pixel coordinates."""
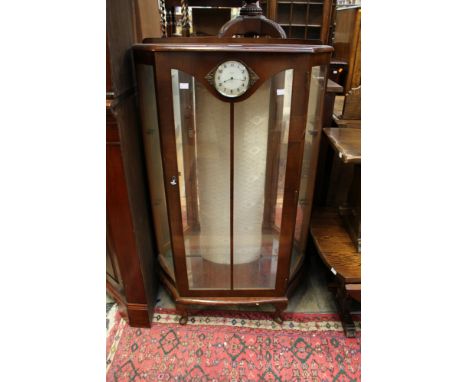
[
  {"left": 176, "top": 303, "right": 189, "bottom": 325},
  {"left": 179, "top": 315, "right": 188, "bottom": 325},
  {"left": 272, "top": 302, "right": 287, "bottom": 325}
]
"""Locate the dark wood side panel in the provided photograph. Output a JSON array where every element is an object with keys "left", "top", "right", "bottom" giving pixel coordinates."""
[
  {"left": 107, "top": 97, "right": 158, "bottom": 327},
  {"left": 106, "top": 36, "right": 113, "bottom": 95},
  {"left": 119, "top": 94, "right": 159, "bottom": 318},
  {"left": 106, "top": 106, "right": 126, "bottom": 305},
  {"left": 118, "top": 95, "right": 159, "bottom": 322},
  {"left": 106, "top": 216, "right": 123, "bottom": 286},
  {"left": 107, "top": 107, "right": 145, "bottom": 304},
  {"left": 107, "top": 0, "right": 161, "bottom": 328}
]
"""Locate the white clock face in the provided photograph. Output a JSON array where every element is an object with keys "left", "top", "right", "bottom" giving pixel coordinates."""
[{"left": 214, "top": 61, "right": 250, "bottom": 98}]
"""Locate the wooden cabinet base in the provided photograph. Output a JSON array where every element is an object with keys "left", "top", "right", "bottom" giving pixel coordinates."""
[
  {"left": 126, "top": 303, "right": 153, "bottom": 328},
  {"left": 159, "top": 262, "right": 305, "bottom": 325},
  {"left": 107, "top": 281, "right": 153, "bottom": 327}
]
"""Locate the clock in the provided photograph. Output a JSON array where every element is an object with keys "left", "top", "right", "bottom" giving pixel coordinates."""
[{"left": 214, "top": 60, "right": 250, "bottom": 98}]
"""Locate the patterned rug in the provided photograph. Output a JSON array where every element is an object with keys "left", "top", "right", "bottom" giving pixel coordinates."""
[{"left": 107, "top": 308, "right": 360, "bottom": 382}]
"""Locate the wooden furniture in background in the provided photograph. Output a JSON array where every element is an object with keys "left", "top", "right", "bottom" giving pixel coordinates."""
[
  {"left": 162, "top": 0, "right": 243, "bottom": 36},
  {"left": 312, "top": 78, "right": 342, "bottom": 206},
  {"left": 333, "top": 85, "right": 361, "bottom": 128},
  {"left": 310, "top": 127, "right": 360, "bottom": 337},
  {"left": 270, "top": 0, "right": 334, "bottom": 42},
  {"left": 132, "top": 0, "right": 163, "bottom": 41},
  {"left": 310, "top": 209, "right": 360, "bottom": 337},
  {"left": 313, "top": 90, "right": 360, "bottom": 211},
  {"left": 323, "top": 79, "right": 343, "bottom": 127},
  {"left": 328, "top": 58, "right": 347, "bottom": 89},
  {"left": 192, "top": 8, "right": 232, "bottom": 36},
  {"left": 323, "top": 127, "right": 360, "bottom": 164},
  {"left": 219, "top": 0, "right": 286, "bottom": 37},
  {"left": 333, "top": 5, "right": 360, "bottom": 92},
  {"left": 159, "top": 1, "right": 335, "bottom": 43},
  {"left": 324, "top": 128, "right": 360, "bottom": 251},
  {"left": 106, "top": 0, "right": 160, "bottom": 327}
]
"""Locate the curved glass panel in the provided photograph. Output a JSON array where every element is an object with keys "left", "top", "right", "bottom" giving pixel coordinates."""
[
  {"left": 233, "top": 69, "right": 294, "bottom": 289},
  {"left": 172, "top": 69, "right": 231, "bottom": 290},
  {"left": 136, "top": 64, "right": 174, "bottom": 278},
  {"left": 290, "top": 65, "right": 326, "bottom": 277}
]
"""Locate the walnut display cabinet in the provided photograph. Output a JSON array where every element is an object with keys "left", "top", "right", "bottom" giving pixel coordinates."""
[{"left": 133, "top": 37, "right": 332, "bottom": 323}]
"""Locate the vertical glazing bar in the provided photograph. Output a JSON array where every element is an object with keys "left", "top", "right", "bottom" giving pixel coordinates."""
[{"left": 230, "top": 102, "right": 234, "bottom": 291}]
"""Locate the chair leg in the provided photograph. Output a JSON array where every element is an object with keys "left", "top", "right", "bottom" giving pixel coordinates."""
[{"left": 336, "top": 284, "right": 356, "bottom": 338}]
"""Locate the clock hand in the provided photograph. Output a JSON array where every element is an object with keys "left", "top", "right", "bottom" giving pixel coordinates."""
[{"left": 223, "top": 77, "right": 246, "bottom": 83}]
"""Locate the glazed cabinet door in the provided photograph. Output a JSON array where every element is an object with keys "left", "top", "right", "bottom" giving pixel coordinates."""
[{"left": 136, "top": 50, "right": 328, "bottom": 298}]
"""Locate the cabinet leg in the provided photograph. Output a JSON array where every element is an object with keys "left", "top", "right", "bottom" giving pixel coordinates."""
[
  {"left": 336, "top": 284, "right": 356, "bottom": 338},
  {"left": 176, "top": 303, "right": 189, "bottom": 325},
  {"left": 272, "top": 302, "right": 287, "bottom": 325}
]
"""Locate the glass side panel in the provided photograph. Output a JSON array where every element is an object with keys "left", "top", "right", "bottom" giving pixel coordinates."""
[
  {"left": 291, "top": 65, "right": 326, "bottom": 277},
  {"left": 233, "top": 69, "right": 294, "bottom": 289},
  {"left": 136, "top": 64, "right": 174, "bottom": 278},
  {"left": 171, "top": 69, "right": 231, "bottom": 290}
]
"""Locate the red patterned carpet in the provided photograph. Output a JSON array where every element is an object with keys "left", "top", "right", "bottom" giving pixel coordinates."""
[{"left": 107, "top": 308, "right": 360, "bottom": 382}]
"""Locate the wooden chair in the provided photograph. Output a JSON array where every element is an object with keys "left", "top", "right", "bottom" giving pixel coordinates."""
[{"left": 333, "top": 85, "right": 361, "bottom": 129}]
